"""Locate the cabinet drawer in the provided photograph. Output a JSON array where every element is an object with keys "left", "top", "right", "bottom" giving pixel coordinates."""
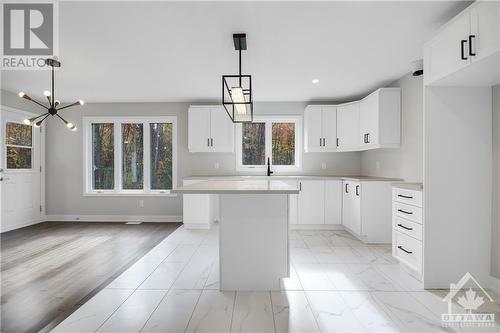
[
  {"left": 394, "top": 202, "right": 422, "bottom": 224},
  {"left": 393, "top": 216, "right": 422, "bottom": 241},
  {"left": 393, "top": 231, "right": 422, "bottom": 273},
  {"left": 393, "top": 188, "right": 422, "bottom": 207}
]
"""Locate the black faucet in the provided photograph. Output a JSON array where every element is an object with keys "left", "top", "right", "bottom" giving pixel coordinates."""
[{"left": 267, "top": 157, "right": 273, "bottom": 176}]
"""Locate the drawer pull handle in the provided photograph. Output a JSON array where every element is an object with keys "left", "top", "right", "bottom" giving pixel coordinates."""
[
  {"left": 398, "top": 246, "right": 413, "bottom": 254},
  {"left": 397, "top": 224, "right": 413, "bottom": 231},
  {"left": 397, "top": 194, "right": 413, "bottom": 199},
  {"left": 398, "top": 209, "right": 413, "bottom": 215}
]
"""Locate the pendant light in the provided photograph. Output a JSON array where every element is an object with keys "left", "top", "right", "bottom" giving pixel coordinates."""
[
  {"left": 222, "top": 33, "right": 253, "bottom": 123},
  {"left": 19, "top": 58, "right": 83, "bottom": 131}
]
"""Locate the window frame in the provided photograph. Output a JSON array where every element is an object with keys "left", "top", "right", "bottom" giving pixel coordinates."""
[
  {"left": 235, "top": 115, "right": 302, "bottom": 173},
  {"left": 4, "top": 121, "right": 34, "bottom": 171},
  {"left": 83, "top": 116, "right": 177, "bottom": 196}
]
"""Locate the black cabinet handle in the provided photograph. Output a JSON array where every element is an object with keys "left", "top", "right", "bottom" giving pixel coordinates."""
[
  {"left": 398, "top": 246, "right": 413, "bottom": 254},
  {"left": 398, "top": 194, "right": 413, "bottom": 199},
  {"left": 461, "top": 40, "right": 468, "bottom": 60},
  {"left": 299, "top": 182, "right": 302, "bottom": 191},
  {"left": 320, "top": 138, "right": 322, "bottom": 147},
  {"left": 397, "top": 224, "right": 413, "bottom": 231},
  {"left": 469, "top": 35, "right": 476, "bottom": 56},
  {"left": 345, "top": 183, "right": 349, "bottom": 193},
  {"left": 323, "top": 138, "right": 326, "bottom": 147},
  {"left": 355, "top": 185, "right": 359, "bottom": 196},
  {"left": 366, "top": 133, "right": 370, "bottom": 143},
  {"left": 336, "top": 138, "right": 339, "bottom": 147},
  {"left": 211, "top": 138, "right": 213, "bottom": 147},
  {"left": 398, "top": 209, "right": 413, "bottom": 215},
  {"left": 207, "top": 138, "right": 210, "bottom": 146}
]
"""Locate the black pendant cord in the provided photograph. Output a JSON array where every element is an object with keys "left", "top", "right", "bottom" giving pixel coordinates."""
[
  {"left": 51, "top": 64, "right": 55, "bottom": 108},
  {"left": 239, "top": 47, "right": 242, "bottom": 87}
]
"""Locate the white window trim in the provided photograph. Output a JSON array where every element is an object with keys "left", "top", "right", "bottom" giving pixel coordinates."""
[
  {"left": 83, "top": 116, "right": 177, "bottom": 196},
  {"left": 235, "top": 115, "right": 302, "bottom": 173}
]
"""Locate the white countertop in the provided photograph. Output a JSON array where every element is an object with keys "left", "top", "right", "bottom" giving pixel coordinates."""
[
  {"left": 183, "top": 175, "right": 403, "bottom": 182},
  {"left": 392, "top": 182, "right": 423, "bottom": 191},
  {"left": 171, "top": 180, "right": 300, "bottom": 194}
]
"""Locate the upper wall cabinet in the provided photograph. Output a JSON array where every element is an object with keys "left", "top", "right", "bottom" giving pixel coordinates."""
[
  {"left": 188, "top": 106, "right": 234, "bottom": 152},
  {"left": 424, "top": 1, "right": 500, "bottom": 86},
  {"left": 337, "top": 102, "right": 360, "bottom": 151},
  {"left": 359, "top": 88, "right": 401, "bottom": 150},
  {"left": 304, "top": 105, "right": 337, "bottom": 152}
]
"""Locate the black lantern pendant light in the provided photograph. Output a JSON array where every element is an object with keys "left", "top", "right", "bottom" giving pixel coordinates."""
[
  {"left": 19, "top": 58, "right": 83, "bottom": 131},
  {"left": 222, "top": 33, "right": 253, "bottom": 123}
]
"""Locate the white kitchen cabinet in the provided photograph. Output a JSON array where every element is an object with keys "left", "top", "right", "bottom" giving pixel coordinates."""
[
  {"left": 298, "top": 180, "right": 325, "bottom": 224},
  {"left": 337, "top": 102, "right": 360, "bottom": 151},
  {"left": 359, "top": 88, "right": 401, "bottom": 149},
  {"left": 182, "top": 179, "right": 219, "bottom": 229},
  {"left": 342, "top": 180, "right": 393, "bottom": 243},
  {"left": 281, "top": 179, "right": 298, "bottom": 225},
  {"left": 424, "top": 1, "right": 500, "bottom": 86},
  {"left": 304, "top": 105, "right": 337, "bottom": 152},
  {"left": 188, "top": 106, "right": 234, "bottom": 152},
  {"left": 324, "top": 180, "right": 342, "bottom": 225}
]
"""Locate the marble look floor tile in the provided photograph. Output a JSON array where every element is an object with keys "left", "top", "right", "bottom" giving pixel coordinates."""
[
  {"left": 164, "top": 244, "right": 199, "bottom": 263},
  {"left": 171, "top": 246, "right": 216, "bottom": 290},
  {"left": 271, "top": 291, "right": 320, "bottom": 333},
  {"left": 231, "top": 292, "right": 275, "bottom": 333},
  {"left": 290, "top": 248, "right": 318, "bottom": 264},
  {"left": 306, "top": 291, "right": 365, "bottom": 332},
  {"left": 52, "top": 288, "right": 134, "bottom": 333},
  {"left": 289, "top": 238, "right": 308, "bottom": 249},
  {"left": 106, "top": 261, "right": 161, "bottom": 289},
  {"left": 368, "top": 246, "right": 399, "bottom": 264},
  {"left": 97, "top": 289, "right": 167, "bottom": 333},
  {"left": 337, "top": 247, "right": 379, "bottom": 264},
  {"left": 181, "top": 230, "right": 210, "bottom": 245},
  {"left": 314, "top": 251, "right": 344, "bottom": 264},
  {"left": 327, "top": 233, "right": 364, "bottom": 247},
  {"left": 340, "top": 291, "right": 405, "bottom": 332},
  {"left": 139, "top": 261, "right": 186, "bottom": 290},
  {"left": 346, "top": 264, "right": 401, "bottom": 291},
  {"left": 289, "top": 230, "right": 301, "bottom": 240},
  {"left": 294, "top": 264, "right": 336, "bottom": 291},
  {"left": 141, "top": 290, "right": 201, "bottom": 333},
  {"left": 373, "top": 291, "right": 449, "bottom": 332},
  {"left": 185, "top": 290, "right": 235, "bottom": 333},
  {"left": 139, "top": 243, "right": 178, "bottom": 262},
  {"left": 374, "top": 263, "right": 424, "bottom": 291},
  {"left": 322, "top": 264, "right": 370, "bottom": 291},
  {"left": 280, "top": 265, "right": 303, "bottom": 291},
  {"left": 204, "top": 260, "right": 220, "bottom": 290}
]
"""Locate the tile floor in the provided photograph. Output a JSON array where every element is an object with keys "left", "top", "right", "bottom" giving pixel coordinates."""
[{"left": 52, "top": 225, "right": 500, "bottom": 333}]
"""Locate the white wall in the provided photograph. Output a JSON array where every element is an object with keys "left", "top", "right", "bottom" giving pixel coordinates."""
[
  {"left": 361, "top": 74, "right": 423, "bottom": 182},
  {"left": 1, "top": 90, "right": 361, "bottom": 219},
  {"left": 493, "top": 85, "right": 500, "bottom": 280}
]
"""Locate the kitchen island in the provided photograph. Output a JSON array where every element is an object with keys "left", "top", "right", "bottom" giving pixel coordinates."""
[{"left": 172, "top": 180, "right": 299, "bottom": 291}]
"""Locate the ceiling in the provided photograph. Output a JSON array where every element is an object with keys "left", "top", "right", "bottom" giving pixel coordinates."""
[{"left": 1, "top": 1, "right": 471, "bottom": 103}]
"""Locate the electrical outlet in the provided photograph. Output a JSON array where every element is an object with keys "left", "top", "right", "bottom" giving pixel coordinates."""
[
  {"left": 139, "top": 200, "right": 144, "bottom": 208},
  {"left": 214, "top": 162, "right": 220, "bottom": 169},
  {"left": 376, "top": 161, "right": 381, "bottom": 170},
  {"left": 321, "top": 162, "right": 327, "bottom": 170}
]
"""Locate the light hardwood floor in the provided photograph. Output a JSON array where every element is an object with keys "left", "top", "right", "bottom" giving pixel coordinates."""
[{"left": 0, "top": 221, "right": 181, "bottom": 333}]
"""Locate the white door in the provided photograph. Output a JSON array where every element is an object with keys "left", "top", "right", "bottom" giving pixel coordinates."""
[
  {"left": 424, "top": 11, "right": 471, "bottom": 84},
  {"left": 304, "top": 106, "right": 323, "bottom": 152},
  {"left": 298, "top": 180, "right": 324, "bottom": 224},
  {"left": 470, "top": 1, "right": 500, "bottom": 63},
  {"left": 188, "top": 107, "right": 211, "bottom": 152},
  {"left": 337, "top": 102, "right": 360, "bottom": 151},
  {"left": 210, "top": 106, "right": 234, "bottom": 153},
  {"left": 324, "top": 180, "right": 342, "bottom": 225},
  {"left": 359, "top": 92, "right": 379, "bottom": 148},
  {"left": 321, "top": 106, "right": 337, "bottom": 152},
  {"left": 1, "top": 109, "right": 42, "bottom": 232}
]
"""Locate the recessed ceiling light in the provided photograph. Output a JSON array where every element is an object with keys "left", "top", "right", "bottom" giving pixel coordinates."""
[{"left": 312, "top": 79, "right": 319, "bottom": 84}]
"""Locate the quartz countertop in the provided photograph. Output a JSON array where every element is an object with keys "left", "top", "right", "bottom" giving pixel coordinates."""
[
  {"left": 183, "top": 175, "right": 403, "bottom": 182},
  {"left": 171, "top": 180, "right": 300, "bottom": 194}
]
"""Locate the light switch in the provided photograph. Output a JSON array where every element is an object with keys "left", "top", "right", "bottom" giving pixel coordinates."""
[
  {"left": 214, "top": 162, "right": 220, "bottom": 169},
  {"left": 139, "top": 200, "right": 144, "bottom": 208},
  {"left": 376, "top": 161, "right": 381, "bottom": 169},
  {"left": 321, "top": 162, "right": 327, "bottom": 169}
]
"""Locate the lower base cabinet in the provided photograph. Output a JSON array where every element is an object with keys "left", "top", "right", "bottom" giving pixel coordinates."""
[
  {"left": 182, "top": 180, "right": 219, "bottom": 229},
  {"left": 341, "top": 180, "right": 393, "bottom": 243},
  {"left": 295, "top": 179, "right": 342, "bottom": 225}
]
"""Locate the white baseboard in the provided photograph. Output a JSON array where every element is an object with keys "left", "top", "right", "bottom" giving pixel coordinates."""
[
  {"left": 290, "top": 224, "right": 344, "bottom": 230},
  {"left": 45, "top": 214, "right": 182, "bottom": 223},
  {"left": 489, "top": 275, "right": 500, "bottom": 294}
]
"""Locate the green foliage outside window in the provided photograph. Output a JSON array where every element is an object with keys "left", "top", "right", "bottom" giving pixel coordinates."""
[
  {"left": 92, "top": 123, "right": 114, "bottom": 190},
  {"left": 272, "top": 123, "right": 295, "bottom": 165},
  {"left": 5, "top": 122, "right": 32, "bottom": 169},
  {"left": 122, "top": 123, "right": 144, "bottom": 189},
  {"left": 242, "top": 122, "right": 265, "bottom": 165},
  {"left": 150, "top": 123, "right": 173, "bottom": 190}
]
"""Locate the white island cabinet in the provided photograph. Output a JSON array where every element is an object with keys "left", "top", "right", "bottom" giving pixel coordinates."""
[{"left": 173, "top": 180, "right": 298, "bottom": 291}]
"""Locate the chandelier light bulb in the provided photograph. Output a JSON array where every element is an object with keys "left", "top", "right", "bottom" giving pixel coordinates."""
[
  {"left": 71, "top": 125, "right": 77, "bottom": 131},
  {"left": 55, "top": 100, "right": 60, "bottom": 106},
  {"left": 66, "top": 122, "right": 74, "bottom": 128},
  {"left": 23, "top": 119, "right": 31, "bottom": 125},
  {"left": 78, "top": 100, "right": 84, "bottom": 105},
  {"left": 19, "top": 92, "right": 25, "bottom": 98},
  {"left": 43, "top": 90, "right": 51, "bottom": 97},
  {"left": 34, "top": 121, "right": 42, "bottom": 128}
]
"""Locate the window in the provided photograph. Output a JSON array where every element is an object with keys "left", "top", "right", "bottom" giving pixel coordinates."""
[
  {"left": 236, "top": 116, "right": 301, "bottom": 171},
  {"left": 5, "top": 122, "right": 33, "bottom": 169},
  {"left": 84, "top": 117, "right": 177, "bottom": 195}
]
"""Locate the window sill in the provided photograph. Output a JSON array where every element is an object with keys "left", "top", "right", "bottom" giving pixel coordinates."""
[{"left": 83, "top": 191, "right": 177, "bottom": 197}]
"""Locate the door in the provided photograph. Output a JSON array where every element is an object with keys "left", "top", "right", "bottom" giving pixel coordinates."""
[
  {"left": 298, "top": 180, "right": 324, "bottom": 224},
  {"left": 210, "top": 106, "right": 234, "bottom": 152},
  {"left": 324, "top": 180, "right": 342, "bottom": 225},
  {"left": 1, "top": 109, "right": 42, "bottom": 232},
  {"left": 304, "top": 106, "right": 323, "bottom": 152},
  {"left": 470, "top": 1, "right": 500, "bottom": 63},
  {"left": 188, "top": 107, "right": 211, "bottom": 152},
  {"left": 337, "top": 102, "right": 360, "bottom": 151},
  {"left": 359, "top": 91, "right": 378, "bottom": 148},
  {"left": 424, "top": 11, "right": 471, "bottom": 84},
  {"left": 321, "top": 106, "right": 337, "bottom": 152}
]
